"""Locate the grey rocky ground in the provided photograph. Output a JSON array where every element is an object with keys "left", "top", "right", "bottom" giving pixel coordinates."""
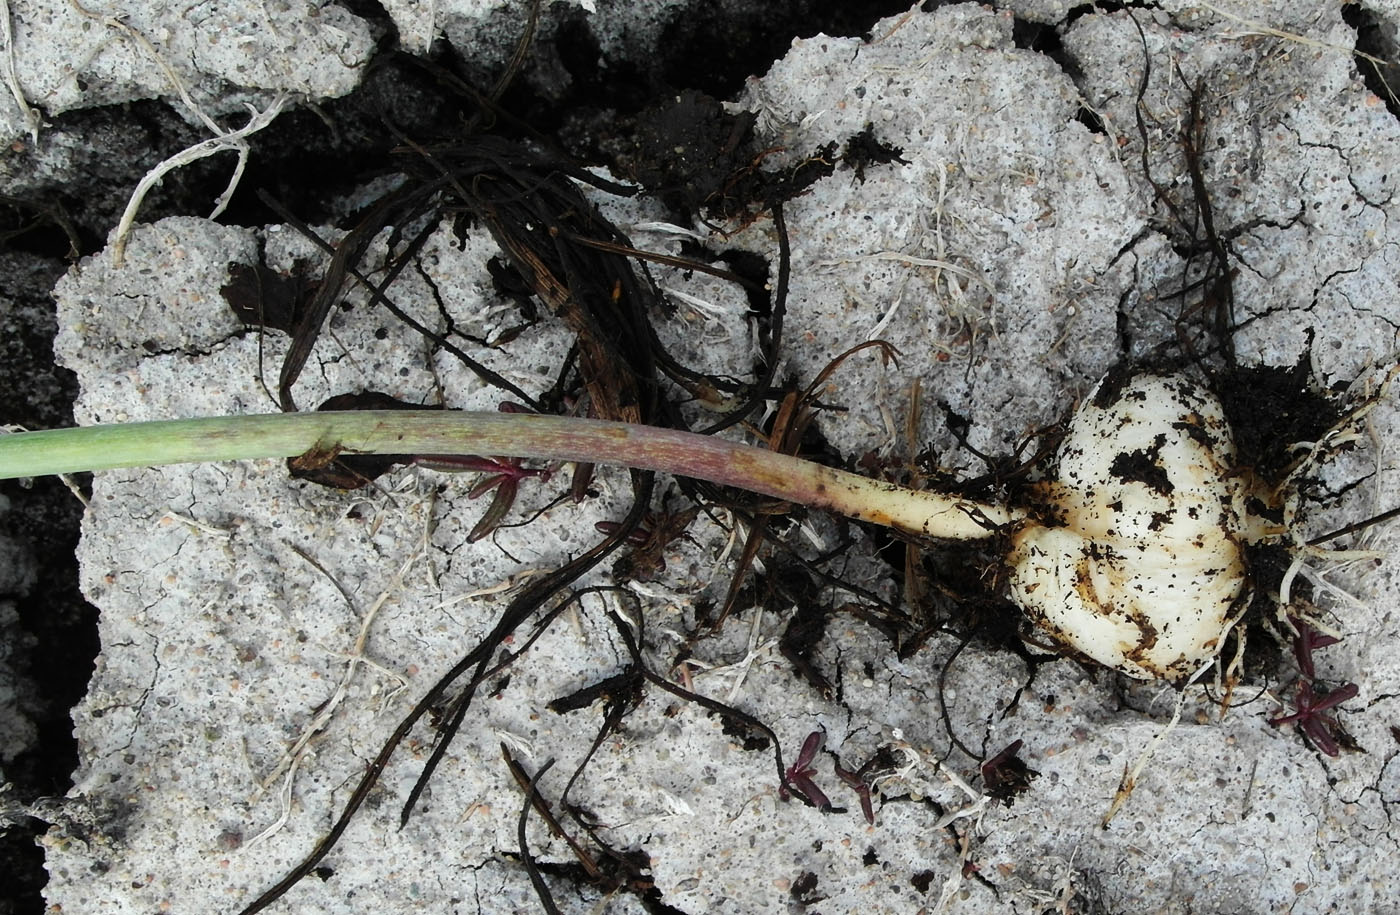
[{"left": 6, "top": 2, "right": 1400, "bottom": 914}]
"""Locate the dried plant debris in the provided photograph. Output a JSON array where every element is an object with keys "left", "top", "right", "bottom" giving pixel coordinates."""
[
  {"left": 979, "top": 739, "right": 1038, "bottom": 807},
  {"left": 221, "top": 259, "right": 320, "bottom": 335}
]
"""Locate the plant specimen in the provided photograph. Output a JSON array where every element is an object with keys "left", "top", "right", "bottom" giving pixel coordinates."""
[
  {"left": 0, "top": 363, "right": 1366, "bottom": 684},
  {"left": 1268, "top": 616, "right": 1360, "bottom": 756},
  {"left": 1270, "top": 679, "right": 1360, "bottom": 758}
]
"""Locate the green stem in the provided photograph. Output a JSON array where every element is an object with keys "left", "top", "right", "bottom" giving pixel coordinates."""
[{"left": 0, "top": 411, "right": 1020, "bottom": 540}]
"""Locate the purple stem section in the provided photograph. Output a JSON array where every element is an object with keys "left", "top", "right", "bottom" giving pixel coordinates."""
[{"left": 0, "top": 410, "right": 1018, "bottom": 540}]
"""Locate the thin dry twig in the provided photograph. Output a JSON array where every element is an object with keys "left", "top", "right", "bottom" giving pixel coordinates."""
[
  {"left": 61, "top": 1, "right": 292, "bottom": 265},
  {"left": 110, "top": 94, "right": 288, "bottom": 266},
  {"left": 247, "top": 546, "right": 414, "bottom": 841}
]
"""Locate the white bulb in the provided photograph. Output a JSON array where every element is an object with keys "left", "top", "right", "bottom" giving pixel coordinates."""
[{"left": 1008, "top": 373, "right": 1249, "bottom": 681}]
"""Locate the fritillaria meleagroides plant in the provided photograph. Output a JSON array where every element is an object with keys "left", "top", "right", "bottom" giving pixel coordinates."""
[{"left": 0, "top": 367, "right": 1381, "bottom": 684}]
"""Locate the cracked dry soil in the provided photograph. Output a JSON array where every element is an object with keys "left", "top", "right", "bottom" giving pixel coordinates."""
[{"left": 9, "top": 2, "right": 1400, "bottom": 915}]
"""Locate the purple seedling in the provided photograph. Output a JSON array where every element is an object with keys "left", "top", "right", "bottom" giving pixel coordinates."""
[
  {"left": 412, "top": 453, "right": 551, "bottom": 542},
  {"left": 1270, "top": 679, "right": 1359, "bottom": 757},
  {"left": 1288, "top": 615, "right": 1341, "bottom": 680},
  {"left": 780, "top": 729, "right": 833, "bottom": 811},
  {"left": 780, "top": 731, "right": 884, "bottom": 822},
  {"left": 1269, "top": 615, "right": 1358, "bottom": 756},
  {"left": 831, "top": 757, "right": 875, "bottom": 825}
]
